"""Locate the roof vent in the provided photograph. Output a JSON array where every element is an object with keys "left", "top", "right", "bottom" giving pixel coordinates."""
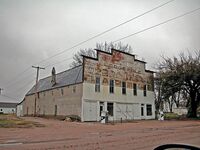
[{"left": 51, "top": 67, "right": 56, "bottom": 86}]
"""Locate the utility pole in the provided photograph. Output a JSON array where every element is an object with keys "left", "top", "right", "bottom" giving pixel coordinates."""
[
  {"left": 0, "top": 88, "right": 3, "bottom": 95},
  {"left": 32, "top": 66, "right": 45, "bottom": 116}
]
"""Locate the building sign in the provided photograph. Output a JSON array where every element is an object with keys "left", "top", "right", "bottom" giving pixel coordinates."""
[{"left": 84, "top": 50, "right": 153, "bottom": 90}]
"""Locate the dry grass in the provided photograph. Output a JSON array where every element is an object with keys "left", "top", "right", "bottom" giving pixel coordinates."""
[{"left": 0, "top": 114, "right": 45, "bottom": 128}]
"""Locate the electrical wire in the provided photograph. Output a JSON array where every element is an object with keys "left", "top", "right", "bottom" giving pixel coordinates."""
[
  {"left": 3, "top": 0, "right": 174, "bottom": 89},
  {"left": 113, "top": 7, "right": 200, "bottom": 43}
]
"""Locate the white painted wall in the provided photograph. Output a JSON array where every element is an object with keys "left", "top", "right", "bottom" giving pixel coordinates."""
[
  {"left": 0, "top": 107, "right": 16, "bottom": 114},
  {"left": 82, "top": 82, "right": 155, "bottom": 121},
  {"left": 16, "top": 104, "right": 23, "bottom": 117}
]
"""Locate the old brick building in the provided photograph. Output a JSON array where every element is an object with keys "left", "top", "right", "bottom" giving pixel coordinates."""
[{"left": 22, "top": 49, "right": 155, "bottom": 121}]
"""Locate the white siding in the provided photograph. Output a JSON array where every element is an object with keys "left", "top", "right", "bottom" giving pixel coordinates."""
[{"left": 82, "top": 83, "right": 155, "bottom": 121}]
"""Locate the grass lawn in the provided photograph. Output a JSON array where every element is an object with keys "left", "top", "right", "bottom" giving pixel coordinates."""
[{"left": 0, "top": 114, "right": 45, "bottom": 128}]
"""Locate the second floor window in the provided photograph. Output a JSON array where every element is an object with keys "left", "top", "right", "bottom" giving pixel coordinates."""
[
  {"left": 122, "top": 81, "right": 126, "bottom": 95},
  {"left": 144, "top": 85, "right": 147, "bottom": 96},
  {"left": 95, "top": 77, "right": 100, "bottom": 92},
  {"left": 109, "top": 79, "right": 114, "bottom": 93},
  {"left": 133, "top": 83, "right": 137, "bottom": 96}
]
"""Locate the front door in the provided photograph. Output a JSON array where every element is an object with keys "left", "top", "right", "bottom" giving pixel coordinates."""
[{"left": 83, "top": 101, "right": 97, "bottom": 121}]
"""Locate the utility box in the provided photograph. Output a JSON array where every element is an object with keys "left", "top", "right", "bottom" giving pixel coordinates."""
[{"left": 101, "top": 111, "right": 108, "bottom": 123}]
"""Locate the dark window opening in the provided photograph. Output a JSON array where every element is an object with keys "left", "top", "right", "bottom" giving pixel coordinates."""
[
  {"left": 37, "top": 92, "right": 40, "bottom": 99},
  {"left": 143, "top": 85, "right": 147, "bottom": 96},
  {"left": 122, "top": 81, "right": 126, "bottom": 95},
  {"left": 107, "top": 103, "right": 113, "bottom": 116},
  {"left": 146, "top": 104, "right": 152, "bottom": 116},
  {"left": 54, "top": 105, "right": 57, "bottom": 116},
  {"left": 141, "top": 107, "right": 144, "bottom": 116},
  {"left": 73, "top": 86, "right": 76, "bottom": 93},
  {"left": 95, "top": 77, "right": 100, "bottom": 92},
  {"left": 133, "top": 83, "right": 137, "bottom": 96},
  {"left": 109, "top": 79, "right": 114, "bottom": 93},
  {"left": 100, "top": 102, "right": 104, "bottom": 116},
  {"left": 61, "top": 88, "right": 64, "bottom": 95}
]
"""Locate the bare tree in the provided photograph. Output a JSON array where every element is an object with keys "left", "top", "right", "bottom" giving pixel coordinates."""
[
  {"left": 156, "top": 50, "right": 200, "bottom": 117},
  {"left": 70, "top": 42, "right": 133, "bottom": 67}
]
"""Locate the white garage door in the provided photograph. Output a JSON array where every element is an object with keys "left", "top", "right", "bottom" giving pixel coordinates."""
[
  {"left": 116, "top": 103, "right": 134, "bottom": 120},
  {"left": 83, "top": 101, "right": 97, "bottom": 121}
]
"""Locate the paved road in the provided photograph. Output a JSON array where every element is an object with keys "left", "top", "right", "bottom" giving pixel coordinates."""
[{"left": 0, "top": 117, "right": 200, "bottom": 150}]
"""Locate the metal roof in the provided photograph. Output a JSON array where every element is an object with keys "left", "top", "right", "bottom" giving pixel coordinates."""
[
  {"left": 0, "top": 102, "right": 18, "bottom": 108},
  {"left": 26, "top": 65, "right": 83, "bottom": 95}
]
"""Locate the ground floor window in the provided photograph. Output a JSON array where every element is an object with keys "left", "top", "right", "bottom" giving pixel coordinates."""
[
  {"left": 107, "top": 103, "right": 113, "bottom": 116},
  {"left": 141, "top": 104, "right": 144, "bottom": 116},
  {"left": 146, "top": 104, "right": 152, "bottom": 116}
]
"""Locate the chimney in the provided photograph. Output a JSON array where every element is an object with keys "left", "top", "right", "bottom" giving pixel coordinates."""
[{"left": 51, "top": 67, "right": 56, "bottom": 86}]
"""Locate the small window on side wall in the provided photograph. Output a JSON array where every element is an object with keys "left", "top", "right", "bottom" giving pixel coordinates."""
[
  {"left": 37, "top": 92, "right": 40, "bottom": 99},
  {"left": 73, "top": 86, "right": 76, "bottom": 93},
  {"left": 61, "top": 88, "right": 64, "bottom": 95}
]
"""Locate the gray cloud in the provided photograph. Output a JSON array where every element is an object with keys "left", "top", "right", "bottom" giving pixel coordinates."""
[{"left": 0, "top": 0, "right": 200, "bottom": 102}]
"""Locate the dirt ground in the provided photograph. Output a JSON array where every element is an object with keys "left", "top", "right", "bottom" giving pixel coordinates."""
[{"left": 0, "top": 117, "right": 199, "bottom": 150}]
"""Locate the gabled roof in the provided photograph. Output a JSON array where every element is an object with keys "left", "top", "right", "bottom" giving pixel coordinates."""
[
  {"left": 26, "top": 65, "right": 83, "bottom": 96},
  {"left": 0, "top": 102, "right": 18, "bottom": 108}
]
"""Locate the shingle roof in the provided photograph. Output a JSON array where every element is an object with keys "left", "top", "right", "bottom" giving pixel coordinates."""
[
  {"left": 0, "top": 102, "right": 18, "bottom": 108},
  {"left": 26, "top": 65, "right": 83, "bottom": 95}
]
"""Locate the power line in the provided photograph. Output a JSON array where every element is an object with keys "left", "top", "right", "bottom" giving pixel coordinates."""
[
  {"left": 3, "top": 0, "right": 174, "bottom": 89},
  {"left": 34, "top": 0, "right": 175, "bottom": 65},
  {"left": 113, "top": 7, "right": 200, "bottom": 43}
]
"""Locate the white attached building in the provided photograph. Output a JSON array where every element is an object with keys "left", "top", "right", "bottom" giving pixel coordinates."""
[
  {"left": 23, "top": 49, "right": 155, "bottom": 121},
  {"left": 0, "top": 102, "right": 17, "bottom": 114}
]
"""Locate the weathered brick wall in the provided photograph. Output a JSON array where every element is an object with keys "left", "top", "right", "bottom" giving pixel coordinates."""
[{"left": 84, "top": 50, "right": 154, "bottom": 90}]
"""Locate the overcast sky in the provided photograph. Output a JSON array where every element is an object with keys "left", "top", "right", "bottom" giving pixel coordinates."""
[{"left": 0, "top": 0, "right": 200, "bottom": 102}]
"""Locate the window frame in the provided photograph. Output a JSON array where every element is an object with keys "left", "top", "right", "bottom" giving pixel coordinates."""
[
  {"left": 146, "top": 104, "right": 152, "bottom": 116},
  {"left": 109, "top": 79, "right": 114, "bottom": 94},
  {"left": 122, "top": 81, "right": 126, "bottom": 95},
  {"left": 143, "top": 84, "right": 147, "bottom": 97},
  {"left": 107, "top": 102, "right": 113, "bottom": 116},
  {"left": 133, "top": 83, "right": 137, "bottom": 96},
  {"left": 95, "top": 77, "right": 100, "bottom": 92}
]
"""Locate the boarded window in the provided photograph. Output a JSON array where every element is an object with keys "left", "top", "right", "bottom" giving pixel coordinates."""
[
  {"left": 95, "top": 77, "right": 100, "bottom": 92},
  {"left": 143, "top": 85, "right": 147, "bottom": 97},
  {"left": 122, "top": 81, "right": 126, "bottom": 94},
  {"left": 133, "top": 83, "right": 137, "bottom": 96},
  {"left": 107, "top": 103, "right": 113, "bottom": 116},
  {"left": 146, "top": 104, "right": 152, "bottom": 116},
  {"left": 109, "top": 79, "right": 114, "bottom": 93}
]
